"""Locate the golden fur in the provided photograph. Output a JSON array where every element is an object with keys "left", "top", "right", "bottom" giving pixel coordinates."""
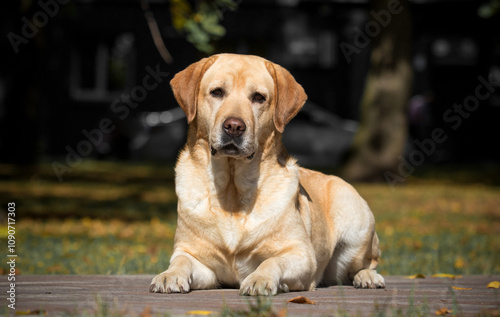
[{"left": 150, "top": 54, "right": 385, "bottom": 296}]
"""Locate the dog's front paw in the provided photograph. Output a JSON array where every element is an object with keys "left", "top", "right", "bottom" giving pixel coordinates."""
[
  {"left": 239, "top": 274, "right": 288, "bottom": 296},
  {"left": 353, "top": 269, "right": 385, "bottom": 289},
  {"left": 150, "top": 271, "right": 191, "bottom": 294}
]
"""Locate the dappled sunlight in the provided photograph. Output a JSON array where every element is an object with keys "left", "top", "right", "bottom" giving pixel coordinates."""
[
  {"left": 356, "top": 183, "right": 500, "bottom": 276},
  {"left": 15, "top": 218, "right": 176, "bottom": 275},
  {"left": 2, "top": 161, "right": 499, "bottom": 277}
]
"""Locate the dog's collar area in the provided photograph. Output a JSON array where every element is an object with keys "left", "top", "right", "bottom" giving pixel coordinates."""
[{"left": 211, "top": 146, "right": 255, "bottom": 160}]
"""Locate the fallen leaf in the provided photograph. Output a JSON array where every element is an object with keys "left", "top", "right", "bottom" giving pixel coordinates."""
[
  {"left": 186, "top": 311, "right": 216, "bottom": 316},
  {"left": 432, "top": 273, "right": 462, "bottom": 279},
  {"left": 435, "top": 307, "right": 453, "bottom": 315},
  {"left": 480, "top": 308, "right": 500, "bottom": 316},
  {"left": 15, "top": 310, "right": 45, "bottom": 315},
  {"left": 287, "top": 296, "right": 316, "bottom": 305},
  {"left": 487, "top": 281, "right": 500, "bottom": 289},
  {"left": 407, "top": 274, "right": 426, "bottom": 279},
  {"left": 277, "top": 308, "right": 288, "bottom": 317},
  {"left": 140, "top": 306, "right": 152, "bottom": 317},
  {"left": 46, "top": 264, "right": 65, "bottom": 273},
  {"left": 452, "top": 286, "right": 472, "bottom": 290}
]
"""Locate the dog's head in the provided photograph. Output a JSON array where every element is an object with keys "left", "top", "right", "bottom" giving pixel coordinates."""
[{"left": 171, "top": 54, "right": 307, "bottom": 160}]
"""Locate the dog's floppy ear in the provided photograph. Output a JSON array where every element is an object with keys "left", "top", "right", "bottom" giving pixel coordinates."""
[
  {"left": 170, "top": 56, "right": 218, "bottom": 124},
  {"left": 266, "top": 62, "right": 307, "bottom": 133}
]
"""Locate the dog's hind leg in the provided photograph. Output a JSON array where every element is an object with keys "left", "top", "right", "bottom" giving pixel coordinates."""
[
  {"left": 349, "top": 232, "right": 385, "bottom": 289},
  {"left": 322, "top": 232, "right": 385, "bottom": 289}
]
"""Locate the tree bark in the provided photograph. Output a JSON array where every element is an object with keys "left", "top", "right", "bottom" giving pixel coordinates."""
[{"left": 342, "top": 0, "right": 413, "bottom": 182}]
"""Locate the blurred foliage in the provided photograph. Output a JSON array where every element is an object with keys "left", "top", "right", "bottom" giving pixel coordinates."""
[
  {"left": 170, "top": 0, "right": 238, "bottom": 53},
  {"left": 0, "top": 161, "right": 499, "bottom": 276},
  {"left": 478, "top": 0, "right": 500, "bottom": 18}
]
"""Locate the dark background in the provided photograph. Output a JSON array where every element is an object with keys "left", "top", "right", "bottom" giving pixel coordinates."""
[{"left": 1, "top": 0, "right": 499, "bottom": 171}]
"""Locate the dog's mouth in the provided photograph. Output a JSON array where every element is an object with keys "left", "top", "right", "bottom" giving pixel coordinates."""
[
  {"left": 211, "top": 144, "right": 255, "bottom": 160},
  {"left": 222, "top": 144, "right": 240, "bottom": 155}
]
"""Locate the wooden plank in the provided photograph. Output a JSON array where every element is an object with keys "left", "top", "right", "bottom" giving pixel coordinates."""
[{"left": 2, "top": 275, "right": 499, "bottom": 316}]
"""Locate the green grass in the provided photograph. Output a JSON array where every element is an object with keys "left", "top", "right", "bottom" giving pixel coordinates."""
[
  {"left": 357, "top": 182, "right": 500, "bottom": 276},
  {"left": 15, "top": 218, "right": 175, "bottom": 274},
  {"left": 1, "top": 160, "right": 499, "bottom": 277}
]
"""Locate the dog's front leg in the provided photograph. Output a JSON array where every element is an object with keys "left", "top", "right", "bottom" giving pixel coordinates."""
[
  {"left": 239, "top": 251, "right": 316, "bottom": 296},
  {"left": 150, "top": 251, "right": 217, "bottom": 294}
]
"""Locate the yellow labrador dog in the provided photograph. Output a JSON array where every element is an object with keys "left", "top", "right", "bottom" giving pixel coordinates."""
[{"left": 150, "top": 54, "right": 385, "bottom": 296}]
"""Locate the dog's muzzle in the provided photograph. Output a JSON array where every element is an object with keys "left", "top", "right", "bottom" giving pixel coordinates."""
[{"left": 210, "top": 117, "right": 255, "bottom": 160}]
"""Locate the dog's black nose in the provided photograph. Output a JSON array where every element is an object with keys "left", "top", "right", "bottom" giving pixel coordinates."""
[{"left": 223, "top": 117, "right": 246, "bottom": 138}]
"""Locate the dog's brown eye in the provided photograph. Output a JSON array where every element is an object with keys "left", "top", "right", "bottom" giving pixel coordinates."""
[
  {"left": 252, "top": 93, "right": 266, "bottom": 104},
  {"left": 210, "top": 88, "right": 224, "bottom": 98}
]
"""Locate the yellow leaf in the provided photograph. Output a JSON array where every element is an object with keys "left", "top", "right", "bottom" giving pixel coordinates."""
[
  {"left": 186, "top": 311, "right": 216, "bottom": 316},
  {"left": 432, "top": 273, "right": 462, "bottom": 279},
  {"left": 407, "top": 274, "right": 426, "bottom": 279},
  {"left": 452, "top": 286, "right": 472, "bottom": 290},
  {"left": 193, "top": 13, "right": 202, "bottom": 23},
  {"left": 454, "top": 257, "right": 466, "bottom": 269},
  {"left": 487, "top": 281, "right": 500, "bottom": 289},
  {"left": 288, "top": 296, "right": 316, "bottom": 304},
  {"left": 435, "top": 307, "right": 452, "bottom": 315}
]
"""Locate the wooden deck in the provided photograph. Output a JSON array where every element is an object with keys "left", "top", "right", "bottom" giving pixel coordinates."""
[{"left": 3, "top": 275, "right": 499, "bottom": 316}]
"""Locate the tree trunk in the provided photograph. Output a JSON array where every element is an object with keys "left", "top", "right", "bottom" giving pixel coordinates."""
[{"left": 342, "top": 0, "right": 413, "bottom": 182}]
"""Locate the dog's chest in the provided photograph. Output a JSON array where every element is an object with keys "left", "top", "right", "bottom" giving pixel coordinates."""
[{"left": 217, "top": 213, "right": 250, "bottom": 252}]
